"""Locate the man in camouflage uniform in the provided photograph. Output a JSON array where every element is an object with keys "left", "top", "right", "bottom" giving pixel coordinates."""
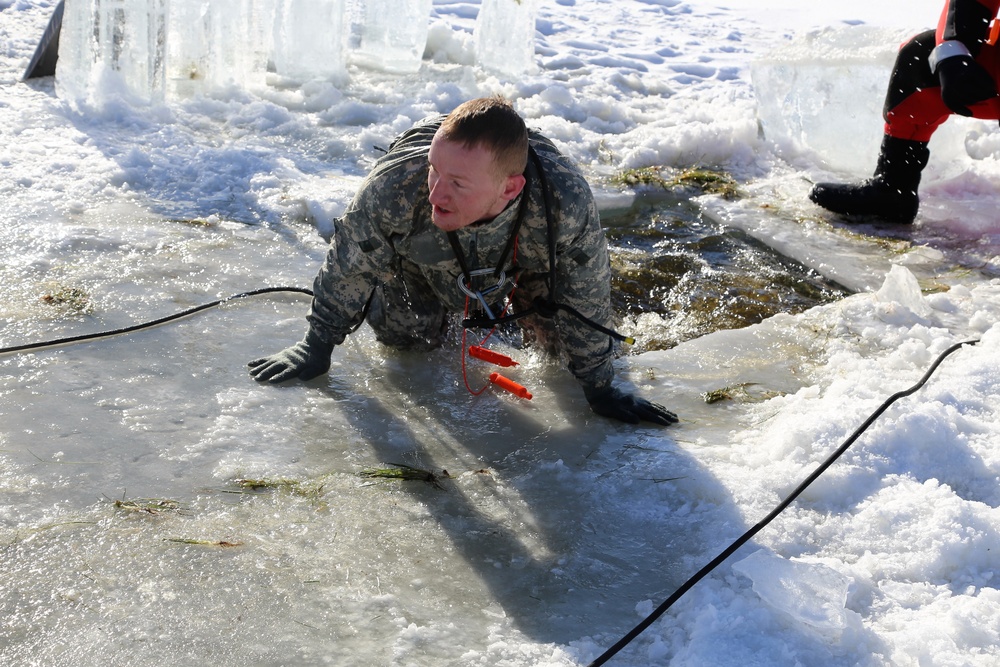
[{"left": 249, "top": 97, "right": 676, "bottom": 426}]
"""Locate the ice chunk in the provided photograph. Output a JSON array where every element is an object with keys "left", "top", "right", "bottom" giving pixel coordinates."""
[
  {"left": 164, "top": 1, "right": 211, "bottom": 97},
  {"left": 125, "top": 0, "right": 275, "bottom": 99},
  {"left": 54, "top": 0, "right": 92, "bottom": 101},
  {"left": 165, "top": 0, "right": 270, "bottom": 97},
  {"left": 56, "top": 0, "right": 276, "bottom": 102},
  {"left": 271, "top": 0, "right": 347, "bottom": 82},
  {"left": 108, "top": 0, "right": 167, "bottom": 99},
  {"left": 750, "top": 26, "right": 906, "bottom": 175},
  {"left": 876, "top": 264, "right": 932, "bottom": 319},
  {"left": 57, "top": 0, "right": 168, "bottom": 104},
  {"left": 732, "top": 549, "right": 852, "bottom": 636},
  {"left": 200, "top": 0, "right": 274, "bottom": 92},
  {"left": 474, "top": 0, "right": 538, "bottom": 78},
  {"left": 349, "top": 0, "right": 432, "bottom": 74}
]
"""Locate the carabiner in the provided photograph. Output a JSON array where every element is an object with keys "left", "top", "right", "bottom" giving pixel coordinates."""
[{"left": 456, "top": 268, "right": 509, "bottom": 320}]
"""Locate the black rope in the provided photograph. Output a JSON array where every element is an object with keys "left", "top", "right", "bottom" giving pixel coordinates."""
[
  {"left": 461, "top": 297, "right": 634, "bottom": 344},
  {"left": 0, "top": 286, "right": 314, "bottom": 356},
  {"left": 586, "top": 337, "right": 980, "bottom": 667},
  {"left": 530, "top": 146, "right": 559, "bottom": 303}
]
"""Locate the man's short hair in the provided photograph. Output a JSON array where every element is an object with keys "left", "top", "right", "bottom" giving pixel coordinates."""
[{"left": 437, "top": 96, "right": 529, "bottom": 179}]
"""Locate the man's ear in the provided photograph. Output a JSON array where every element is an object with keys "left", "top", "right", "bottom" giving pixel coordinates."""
[{"left": 501, "top": 173, "right": 527, "bottom": 202}]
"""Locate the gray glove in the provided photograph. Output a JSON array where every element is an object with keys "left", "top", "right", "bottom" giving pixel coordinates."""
[
  {"left": 248, "top": 329, "right": 333, "bottom": 383},
  {"left": 584, "top": 385, "right": 678, "bottom": 426}
]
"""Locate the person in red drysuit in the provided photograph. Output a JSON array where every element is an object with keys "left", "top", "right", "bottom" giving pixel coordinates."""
[{"left": 809, "top": 0, "right": 1000, "bottom": 223}]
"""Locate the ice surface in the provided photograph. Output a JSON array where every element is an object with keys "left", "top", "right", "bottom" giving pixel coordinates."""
[
  {"left": 9, "top": 0, "right": 1000, "bottom": 664},
  {"left": 474, "top": 0, "right": 538, "bottom": 77},
  {"left": 701, "top": 195, "right": 894, "bottom": 293},
  {"left": 349, "top": 0, "right": 432, "bottom": 74}
]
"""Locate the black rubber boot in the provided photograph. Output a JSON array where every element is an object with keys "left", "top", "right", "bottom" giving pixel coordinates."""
[{"left": 809, "top": 136, "right": 930, "bottom": 224}]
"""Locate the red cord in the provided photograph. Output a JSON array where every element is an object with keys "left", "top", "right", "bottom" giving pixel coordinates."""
[
  {"left": 461, "top": 298, "right": 492, "bottom": 395},
  {"left": 459, "top": 239, "right": 518, "bottom": 395}
]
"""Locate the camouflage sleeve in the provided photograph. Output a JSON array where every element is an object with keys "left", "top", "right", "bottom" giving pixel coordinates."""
[
  {"left": 305, "top": 116, "right": 443, "bottom": 346},
  {"left": 306, "top": 123, "right": 437, "bottom": 346},
  {"left": 542, "top": 152, "right": 617, "bottom": 393},
  {"left": 305, "top": 177, "right": 397, "bottom": 346}
]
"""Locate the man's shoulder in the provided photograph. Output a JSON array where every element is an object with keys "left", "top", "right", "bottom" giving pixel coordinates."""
[
  {"left": 359, "top": 115, "right": 443, "bottom": 185},
  {"left": 384, "top": 114, "right": 446, "bottom": 155},
  {"left": 361, "top": 116, "right": 445, "bottom": 192},
  {"left": 528, "top": 134, "right": 592, "bottom": 202}
]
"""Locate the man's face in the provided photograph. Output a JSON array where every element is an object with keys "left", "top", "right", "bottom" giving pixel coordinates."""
[{"left": 427, "top": 134, "right": 523, "bottom": 232}]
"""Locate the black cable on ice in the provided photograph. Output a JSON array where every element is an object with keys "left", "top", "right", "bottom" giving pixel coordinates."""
[
  {"left": 0, "top": 286, "right": 314, "bottom": 356},
  {"left": 586, "top": 337, "right": 980, "bottom": 667}
]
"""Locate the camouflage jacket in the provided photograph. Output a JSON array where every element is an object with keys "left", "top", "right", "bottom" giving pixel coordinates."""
[{"left": 307, "top": 115, "right": 615, "bottom": 392}]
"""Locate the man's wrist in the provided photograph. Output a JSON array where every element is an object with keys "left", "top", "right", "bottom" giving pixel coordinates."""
[
  {"left": 582, "top": 382, "right": 614, "bottom": 403},
  {"left": 303, "top": 327, "right": 335, "bottom": 353}
]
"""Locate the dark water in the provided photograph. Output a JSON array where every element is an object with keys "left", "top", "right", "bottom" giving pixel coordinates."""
[{"left": 604, "top": 192, "right": 849, "bottom": 351}]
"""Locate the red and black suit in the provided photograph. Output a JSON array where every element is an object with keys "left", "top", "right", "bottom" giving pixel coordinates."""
[
  {"left": 808, "top": 1, "right": 1000, "bottom": 223},
  {"left": 886, "top": 0, "right": 1000, "bottom": 141}
]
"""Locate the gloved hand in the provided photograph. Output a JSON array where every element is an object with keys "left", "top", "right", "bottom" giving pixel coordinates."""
[
  {"left": 938, "top": 55, "right": 997, "bottom": 116},
  {"left": 584, "top": 385, "right": 678, "bottom": 426},
  {"left": 248, "top": 329, "right": 334, "bottom": 383}
]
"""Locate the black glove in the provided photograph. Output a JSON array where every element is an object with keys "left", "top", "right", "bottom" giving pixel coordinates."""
[
  {"left": 938, "top": 55, "right": 997, "bottom": 116},
  {"left": 248, "top": 329, "right": 334, "bottom": 383},
  {"left": 584, "top": 385, "right": 678, "bottom": 426}
]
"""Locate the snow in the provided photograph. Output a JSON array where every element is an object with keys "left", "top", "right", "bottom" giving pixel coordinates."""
[{"left": 2, "top": 0, "right": 1000, "bottom": 665}]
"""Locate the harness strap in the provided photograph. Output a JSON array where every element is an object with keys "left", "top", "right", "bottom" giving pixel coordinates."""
[
  {"left": 449, "top": 144, "right": 634, "bottom": 345},
  {"left": 446, "top": 231, "right": 474, "bottom": 283},
  {"left": 447, "top": 164, "right": 533, "bottom": 290},
  {"left": 462, "top": 297, "right": 634, "bottom": 344},
  {"left": 530, "top": 146, "right": 559, "bottom": 305}
]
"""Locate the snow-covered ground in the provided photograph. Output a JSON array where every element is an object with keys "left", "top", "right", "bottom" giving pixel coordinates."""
[{"left": 2, "top": 1, "right": 1000, "bottom": 665}]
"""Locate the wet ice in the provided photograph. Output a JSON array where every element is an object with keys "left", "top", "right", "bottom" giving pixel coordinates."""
[{"left": 4, "top": 1, "right": 1000, "bottom": 666}]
